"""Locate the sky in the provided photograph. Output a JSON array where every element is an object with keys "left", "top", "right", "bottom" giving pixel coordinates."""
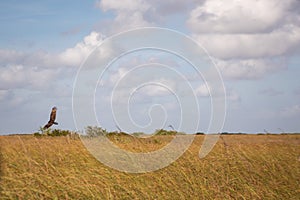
[{"left": 0, "top": 0, "right": 300, "bottom": 134}]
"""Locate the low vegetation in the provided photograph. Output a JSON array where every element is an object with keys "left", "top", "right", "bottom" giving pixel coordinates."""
[
  {"left": 34, "top": 127, "right": 73, "bottom": 137},
  {"left": 154, "top": 129, "right": 182, "bottom": 136},
  {"left": 0, "top": 132, "right": 299, "bottom": 199}
]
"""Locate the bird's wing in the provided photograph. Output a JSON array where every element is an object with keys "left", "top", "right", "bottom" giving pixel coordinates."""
[
  {"left": 50, "top": 110, "right": 56, "bottom": 122},
  {"left": 44, "top": 122, "right": 53, "bottom": 129}
]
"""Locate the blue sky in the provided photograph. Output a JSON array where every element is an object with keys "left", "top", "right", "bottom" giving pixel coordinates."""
[
  {"left": 0, "top": 0, "right": 105, "bottom": 51},
  {"left": 1, "top": 0, "right": 300, "bottom": 134}
]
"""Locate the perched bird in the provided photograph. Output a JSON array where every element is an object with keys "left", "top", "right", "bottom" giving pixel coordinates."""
[
  {"left": 168, "top": 125, "right": 175, "bottom": 131},
  {"left": 43, "top": 107, "right": 58, "bottom": 129},
  {"left": 116, "top": 124, "right": 122, "bottom": 132}
]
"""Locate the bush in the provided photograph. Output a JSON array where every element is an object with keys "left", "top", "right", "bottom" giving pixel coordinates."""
[
  {"left": 33, "top": 132, "right": 42, "bottom": 137},
  {"left": 154, "top": 129, "right": 178, "bottom": 136},
  {"left": 34, "top": 128, "right": 72, "bottom": 137},
  {"left": 221, "top": 132, "right": 229, "bottom": 135},
  {"left": 131, "top": 132, "right": 145, "bottom": 137},
  {"left": 40, "top": 127, "right": 51, "bottom": 135},
  {"left": 85, "top": 126, "right": 107, "bottom": 137},
  {"left": 48, "top": 129, "right": 70, "bottom": 137}
]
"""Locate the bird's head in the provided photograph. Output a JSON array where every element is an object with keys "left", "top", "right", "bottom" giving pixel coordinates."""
[{"left": 52, "top": 106, "right": 57, "bottom": 111}]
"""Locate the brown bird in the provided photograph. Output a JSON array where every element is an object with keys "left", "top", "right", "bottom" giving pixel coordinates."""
[{"left": 43, "top": 107, "right": 58, "bottom": 129}]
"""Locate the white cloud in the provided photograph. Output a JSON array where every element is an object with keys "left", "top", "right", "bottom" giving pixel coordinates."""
[
  {"left": 0, "top": 49, "right": 26, "bottom": 65},
  {"left": 0, "top": 49, "right": 60, "bottom": 69},
  {"left": 0, "top": 64, "right": 59, "bottom": 90},
  {"left": 109, "top": 78, "right": 176, "bottom": 104},
  {"left": 195, "top": 83, "right": 240, "bottom": 101},
  {"left": 195, "top": 83, "right": 210, "bottom": 97},
  {"left": 185, "top": 0, "right": 300, "bottom": 83},
  {"left": 193, "top": 26, "right": 300, "bottom": 59},
  {"left": 141, "top": 79, "right": 176, "bottom": 97},
  {"left": 60, "top": 31, "right": 104, "bottom": 66},
  {"left": 216, "top": 58, "right": 286, "bottom": 80},
  {"left": 0, "top": 31, "right": 106, "bottom": 93},
  {"left": 96, "top": 0, "right": 153, "bottom": 33},
  {"left": 187, "top": 0, "right": 297, "bottom": 34},
  {"left": 109, "top": 67, "right": 130, "bottom": 84},
  {"left": 187, "top": 0, "right": 300, "bottom": 61},
  {"left": 93, "top": 0, "right": 300, "bottom": 85},
  {"left": 149, "top": 0, "right": 198, "bottom": 16},
  {"left": 95, "top": 0, "right": 200, "bottom": 33},
  {"left": 0, "top": 31, "right": 104, "bottom": 69}
]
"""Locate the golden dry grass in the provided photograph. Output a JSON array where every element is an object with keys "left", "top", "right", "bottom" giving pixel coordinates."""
[{"left": 0, "top": 134, "right": 299, "bottom": 199}]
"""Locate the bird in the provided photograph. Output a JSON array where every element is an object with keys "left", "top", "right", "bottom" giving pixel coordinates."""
[
  {"left": 168, "top": 125, "right": 175, "bottom": 131},
  {"left": 43, "top": 107, "right": 58, "bottom": 129},
  {"left": 116, "top": 125, "right": 122, "bottom": 133}
]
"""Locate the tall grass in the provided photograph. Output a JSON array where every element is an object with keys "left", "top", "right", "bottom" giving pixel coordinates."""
[
  {"left": 0, "top": 144, "right": 4, "bottom": 197},
  {"left": 0, "top": 134, "right": 299, "bottom": 199}
]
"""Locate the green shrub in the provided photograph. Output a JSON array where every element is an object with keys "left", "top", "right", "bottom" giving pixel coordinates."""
[
  {"left": 131, "top": 132, "right": 145, "bottom": 137},
  {"left": 33, "top": 132, "right": 42, "bottom": 137},
  {"left": 85, "top": 126, "right": 107, "bottom": 137},
  {"left": 48, "top": 129, "right": 70, "bottom": 137},
  {"left": 154, "top": 129, "right": 177, "bottom": 136},
  {"left": 39, "top": 126, "right": 51, "bottom": 135},
  {"left": 34, "top": 128, "right": 72, "bottom": 137}
]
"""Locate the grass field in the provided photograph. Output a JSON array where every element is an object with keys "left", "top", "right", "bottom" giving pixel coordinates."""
[{"left": 0, "top": 134, "right": 299, "bottom": 199}]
